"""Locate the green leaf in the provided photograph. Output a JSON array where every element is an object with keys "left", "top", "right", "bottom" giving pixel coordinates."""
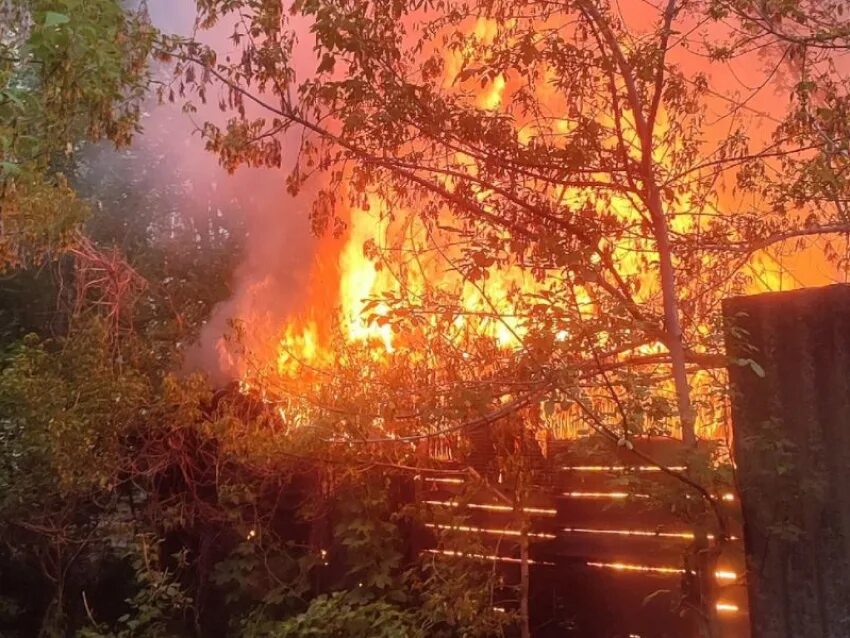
[
  {"left": 0, "top": 162, "right": 21, "bottom": 176},
  {"left": 0, "top": 90, "right": 24, "bottom": 108},
  {"left": 43, "top": 12, "right": 71, "bottom": 27}
]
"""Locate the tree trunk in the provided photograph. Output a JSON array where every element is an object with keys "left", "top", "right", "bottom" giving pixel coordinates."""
[
  {"left": 724, "top": 285, "right": 850, "bottom": 637},
  {"left": 519, "top": 522, "right": 531, "bottom": 638},
  {"left": 695, "top": 528, "right": 721, "bottom": 638},
  {"left": 517, "top": 425, "right": 531, "bottom": 638},
  {"left": 646, "top": 182, "right": 696, "bottom": 445},
  {"left": 578, "top": 0, "right": 695, "bottom": 445}
]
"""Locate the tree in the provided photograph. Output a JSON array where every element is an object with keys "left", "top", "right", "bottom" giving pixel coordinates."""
[
  {"left": 175, "top": 0, "right": 850, "bottom": 450},
  {"left": 0, "top": 2, "right": 509, "bottom": 636},
  {"left": 171, "top": 1, "right": 850, "bottom": 632},
  {"left": 0, "top": 0, "right": 158, "bottom": 270},
  {"left": 0, "top": 78, "right": 495, "bottom": 635}
]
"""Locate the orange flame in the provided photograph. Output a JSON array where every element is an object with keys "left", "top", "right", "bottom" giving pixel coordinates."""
[{"left": 229, "top": 12, "right": 830, "bottom": 442}]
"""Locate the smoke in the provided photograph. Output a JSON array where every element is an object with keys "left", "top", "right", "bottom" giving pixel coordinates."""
[
  {"left": 125, "top": 1, "right": 844, "bottom": 384},
  {"left": 138, "top": 0, "right": 321, "bottom": 382}
]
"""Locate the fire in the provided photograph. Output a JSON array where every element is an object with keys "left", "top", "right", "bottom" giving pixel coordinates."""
[
  {"left": 338, "top": 198, "right": 395, "bottom": 351},
  {"left": 276, "top": 321, "right": 321, "bottom": 376},
  {"left": 229, "top": 9, "right": 830, "bottom": 442}
]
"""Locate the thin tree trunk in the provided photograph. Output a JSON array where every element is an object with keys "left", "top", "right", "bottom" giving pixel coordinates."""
[
  {"left": 695, "top": 530, "right": 721, "bottom": 638},
  {"left": 578, "top": 0, "right": 696, "bottom": 445},
  {"left": 517, "top": 424, "right": 531, "bottom": 638},
  {"left": 646, "top": 183, "right": 696, "bottom": 445},
  {"left": 520, "top": 522, "right": 531, "bottom": 638}
]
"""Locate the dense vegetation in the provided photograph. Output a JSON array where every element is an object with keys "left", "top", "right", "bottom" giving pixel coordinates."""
[
  {"left": 1, "top": 4, "right": 510, "bottom": 636},
  {"left": 3, "top": 0, "right": 850, "bottom": 636}
]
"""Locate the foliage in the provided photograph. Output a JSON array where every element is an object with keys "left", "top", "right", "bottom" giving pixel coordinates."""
[
  {"left": 0, "top": 0, "right": 160, "bottom": 269},
  {"left": 7, "top": 0, "right": 850, "bottom": 635},
  {"left": 0, "top": 322, "right": 503, "bottom": 636},
  {"left": 254, "top": 593, "right": 422, "bottom": 638},
  {"left": 79, "top": 532, "right": 195, "bottom": 638},
  {"left": 174, "top": 0, "right": 850, "bottom": 448},
  {"left": 0, "top": 323, "right": 149, "bottom": 512},
  {"left": 0, "top": 2, "right": 510, "bottom": 637},
  {"left": 0, "top": 6, "right": 253, "bottom": 625},
  {"left": 161, "top": 2, "right": 850, "bottom": 631}
]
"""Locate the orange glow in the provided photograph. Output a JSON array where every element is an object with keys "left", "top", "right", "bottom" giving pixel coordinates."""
[
  {"left": 561, "top": 466, "right": 688, "bottom": 472},
  {"left": 424, "top": 548, "right": 555, "bottom": 566},
  {"left": 426, "top": 523, "right": 556, "bottom": 539},
  {"left": 423, "top": 500, "right": 557, "bottom": 516},
  {"left": 563, "top": 527, "right": 738, "bottom": 542},
  {"left": 563, "top": 491, "right": 650, "bottom": 500},
  {"left": 565, "top": 527, "right": 695, "bottom": 540},
  {"left": 716, "top": 603, "right": 740, "bottom": 613},
  {"left": 587, "top": 561, "right": 737, "bottom": 582},
  {"left": 418, "top": 476, "right": 466, "bottom": 485},
  {"left": 586, "top": 561, "right": 684, "bottom": 576},
  {"left": 227, "top": 5, "right": 827, "bottom": 452}
]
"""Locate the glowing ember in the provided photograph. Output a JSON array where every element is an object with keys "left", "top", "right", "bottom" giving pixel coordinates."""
[
  {"left": 565, "top": 527, "right": 695, "bottom": 540},
  {"left": 586, "top": 561, "right": 684, "bottom": 576},
  {"left": 563, "top": 527, "right": 738, "bottom": 542},
  {"left": 418, "top": 476, "right": 465, "bottom": 485}
]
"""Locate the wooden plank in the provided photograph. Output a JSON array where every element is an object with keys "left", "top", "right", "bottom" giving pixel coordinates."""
[
  {"left": 555, "top": 465, "right": 688, "bottom": 493},
  {"left": 527, "top": 563, "right": 696, "bottom": 636},
  {"left": 416, "top": 442, "right": 747, "bottom": 637},
  {"left": 550, "top": 435, "right": 705, "bottom": 467},
  {"left": 555, "top": 495, "right": 680, "bottom": 528}
]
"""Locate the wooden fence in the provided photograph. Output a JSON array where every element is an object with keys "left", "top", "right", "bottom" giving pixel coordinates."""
[{"left": 415, "top": 436, "right": 749, "bottom": 637}]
